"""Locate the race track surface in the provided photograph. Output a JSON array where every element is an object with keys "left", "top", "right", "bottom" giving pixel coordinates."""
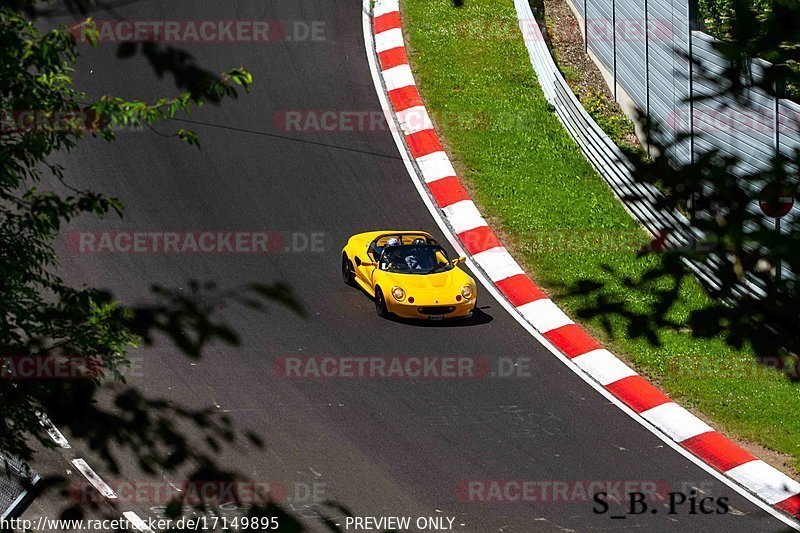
[{"left": 22, "top": 1, "right": 790, "bottom": 531}]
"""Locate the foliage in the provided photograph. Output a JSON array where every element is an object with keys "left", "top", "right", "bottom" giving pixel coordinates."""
[
  {"left": 580, "top": 89, "right": 643, "bottom": 160},
  {"left": 697, "top": 0, "right": 772, "bottom": 41},
  {"left": 697, "top": 0, "right": 799, "bottom": 97}
]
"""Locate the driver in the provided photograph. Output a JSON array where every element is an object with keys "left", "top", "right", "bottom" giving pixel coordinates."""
[
  {"left": 380, "top": 237, "right": 403, "bottom": 270},
  {"left": 406, "top": 238, "right": 426, "bottom": 270},
  {"left": 406, "top": 239, "right": 437, "bottom": 270}
]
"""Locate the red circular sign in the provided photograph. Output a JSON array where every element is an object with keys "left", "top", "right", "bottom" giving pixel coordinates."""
[{"left": 759, "top": 184, "right": 795, "bottom": 218}]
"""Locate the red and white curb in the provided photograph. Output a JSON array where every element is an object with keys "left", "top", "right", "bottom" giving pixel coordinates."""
[{"left": 365, "top": 0, "right": 800, "bottom": 525}]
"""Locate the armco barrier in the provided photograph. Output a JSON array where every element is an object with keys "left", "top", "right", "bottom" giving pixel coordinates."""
[{"left": 0, "top": 453, "right": 40, "bottom": 520}]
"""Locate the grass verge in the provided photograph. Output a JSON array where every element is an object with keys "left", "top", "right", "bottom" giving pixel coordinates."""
[{"left": 401, "top": 0, "right": 800, "bottom": 471}]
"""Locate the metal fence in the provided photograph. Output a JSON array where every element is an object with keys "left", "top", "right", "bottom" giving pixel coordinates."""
[
  {"left": 0, "top": 452, "right": 39, "bottom": 520},
  {"left": 568, "top": 0, "right": 800, "bottom": 182},
  {"left": 514, "top": 0, "right": 769, "bottom": 297}
]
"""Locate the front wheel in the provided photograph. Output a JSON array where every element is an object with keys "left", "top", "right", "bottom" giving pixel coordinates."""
[
  {"left": 342, "top": 255, "right": 355, "bottom": 286},
  {"left": 374, "top": 287, "right": 389, "bottom": 318}
]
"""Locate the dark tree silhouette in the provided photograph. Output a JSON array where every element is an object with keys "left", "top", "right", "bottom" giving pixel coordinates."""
[{"left": 0, "top": 1, "right": 355, "bottom": 529}]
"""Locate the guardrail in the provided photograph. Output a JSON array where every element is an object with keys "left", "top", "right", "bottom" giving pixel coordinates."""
[
  {"left": 0, "top": 453, "right": 40, "bottom": 520},
  {"left": 514, "top": 0, "right": 767, "bottom": 299}
]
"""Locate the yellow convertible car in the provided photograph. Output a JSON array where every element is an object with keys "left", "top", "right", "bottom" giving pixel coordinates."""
[{"left": 341, "top": 231, "right": 476, "bottom": 320}]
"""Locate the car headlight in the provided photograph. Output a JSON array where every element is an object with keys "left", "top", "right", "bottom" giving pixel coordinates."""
[
  {"left": 461, "top": 284, "right": 473, "bottom": 299},
  {"left": 391, "top": 286, "right": 406, "bottom": 301}
]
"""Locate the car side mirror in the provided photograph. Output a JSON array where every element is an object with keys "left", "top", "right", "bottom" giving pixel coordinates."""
[
  {"left": 453, "top": 256, "right": 467, "bottom": 266},
  {"left": 361, "top": 261, "right": 376, "bottom": 267}
]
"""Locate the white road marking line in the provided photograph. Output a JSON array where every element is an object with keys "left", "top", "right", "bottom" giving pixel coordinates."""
[
  {"left": 36, "top": 412, "right": 70, "bottom": 449},
  {"left": 123, "top": 511, "right": 154, "bottom": 532},
  {"left": 71, "top": 458, "right": 117, "bottom": 499}
]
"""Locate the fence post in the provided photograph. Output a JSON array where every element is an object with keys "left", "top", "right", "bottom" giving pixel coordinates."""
[
  {"left": 612, "top": 0, "right": 617, "bottom": 102},
  {"left": 687, "top": 0, "right": 700, "bottom": 217},
  {"left": 774, "top": 81, "right": 783, "bottom": 154},
  {"left": 774, "top": 80, "right": 785, "bottom": 283},
  {"left": 584, "top": 0, "right": 588, "bottom": 52},
  {"left": 688, "top": 0, "right": 700, "bottom": 164},
  {"left": 644, "top": 0, "right": 651, "bottom": 156}
]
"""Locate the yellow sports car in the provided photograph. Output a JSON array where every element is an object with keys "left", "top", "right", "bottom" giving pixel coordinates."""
[{"left": 341, "top": 231, "right": 477, "bottom": 320}]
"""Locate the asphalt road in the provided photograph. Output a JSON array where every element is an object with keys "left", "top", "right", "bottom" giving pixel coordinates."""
[{"left": 21, "top": 0, "right": 791, "bottom": 531}]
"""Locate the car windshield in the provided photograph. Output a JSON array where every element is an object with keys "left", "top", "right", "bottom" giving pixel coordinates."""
[{"left": 379, "top": 245, "right": 453, "bottom": 274}]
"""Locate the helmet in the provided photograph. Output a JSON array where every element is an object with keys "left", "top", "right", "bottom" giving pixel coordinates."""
[
  {"left": 385, "top": 237, "right": 401, "bottom": 247},
  {"left": 412, "top": 237, "right": 426, "bottom": 245}
]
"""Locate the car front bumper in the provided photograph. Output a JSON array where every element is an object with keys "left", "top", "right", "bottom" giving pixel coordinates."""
[{"left": 387, "top": 299, "right": 476, "bottom": 320}]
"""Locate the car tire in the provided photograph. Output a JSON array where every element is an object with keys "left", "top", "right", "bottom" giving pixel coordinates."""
[
  {"left": 342, "top": 254, "right": 356, "bottom": 286},
  {"left": 374, "top": 286, "right": 389, "bottom": 318}
]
